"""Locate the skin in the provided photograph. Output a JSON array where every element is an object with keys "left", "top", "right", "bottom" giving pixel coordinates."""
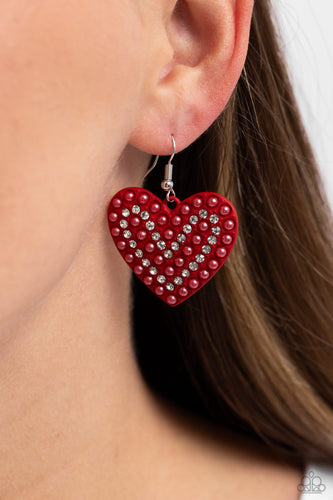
[{"left": 0, "top": 0, "right": 304, "bottom": 498}]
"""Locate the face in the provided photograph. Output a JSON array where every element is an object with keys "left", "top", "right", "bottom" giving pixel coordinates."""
[{"left": 0, "top": 0, "right": 158, "bottom": 330}]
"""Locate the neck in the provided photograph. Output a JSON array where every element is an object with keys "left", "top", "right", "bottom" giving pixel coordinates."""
[{"left": 0, "top": 195, "right": 165, "bottom": 498}]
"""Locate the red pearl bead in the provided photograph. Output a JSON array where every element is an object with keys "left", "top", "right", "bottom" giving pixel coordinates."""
[
  {"left": 108, "top": 212, "right": 118, "bottom": 222},
  {"left": 216, "top": 247, "right": 227, "bottom": 258},
  {"left": 111, "top": 227, "right": 121, "bottom": 237},
  {"left": 137, "top": 230, "right": 147, "bottom": 240},
  {"left": 155, "top": 286, "right": 164, "bottom": 296},
  {"left": 222, "top": 235, "right": 233, "bottom": 245},
  {"left": 223, "top": 219, "right": 235, "bottom": 231},
  {"left": 124, "top": 190, "right": 135, "bottom": 202},
  {"left": 180, "top": 204, "right": 190, "bottom": 215},
  {"left": 134, "top": 265, "right": 144, "bottom": 275},
  {"left": 167, "top": 295, "right": 177, "bottom": 305},
  {"left": 138, "top": 192, "right": 150, "bottom": 204},
  {"left": 130, "top": 216, "right": 140, "bottom": 227},
  {"left": 125, "top": 253, "right": 134, "bottom": 263},
  {"left": 179, "top": 287, "right": 189, "bottom": 297},
  {"left": 175, "top": 257, "right": 185, "bottom": 267},
  {"left": 191, "top": 235, "right": 202, "bottom": 245},
  {"left": 207, "top": 196, "right": 218, "bottom": 208},
  {"left": 189, "top": 279, "right": 199, "bottom": 289},
  {"left": 192, "top": 197, "right": 203, "bottom": 208},
  {"left": 145, "top": 243, "right": 155, "bottom": 253},
  {"left": 144, "top": 276, "right": 153, "bottom": 286},
  {"left": 150, "top": 202, "right": 161, "bottom": 213},
  {"left": 165, "top": 266, "right": 175, "bottom": 277},
  {"left": 171, "top": 215, "right": 182, "bottom": 226},
  {"left": 199, "top": 270, "right": 210, "bottom": 280},
  {"left": 182, "top": 246, "right": 193, "bottom": 256},
  {"left": 199, "top": 221, "right": 209, "bottom": 232},
  {"left": 117, "top": 241, "right": 126, "bottom": 250},
  {"left": 220, "top": 204, "right": 231, "bottom": 216},
  {"left": 208, "top": 259, "right": 219, "bottom": 270},
  {"left": 112, "top": 197, "right": 122, "bottom": 208},
  {"left": 164, "top": 229, "right": 174, "bottom": 240},
  {"left": 157, "top": 215, "right": 168, "bottom": 225},
  {"left": 154, "top": 255, "right": 164, "bottom": 265}
]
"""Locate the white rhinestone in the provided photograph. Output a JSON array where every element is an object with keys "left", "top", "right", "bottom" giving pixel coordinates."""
[
  {"left": 157, "top": 241, "right": 166, "bottom": 250},
  {"left": 129, "top": 240, "right": 137, "bottom": 248},
  {"left": 157, "top": 275, "right": 166, "bottom": 284},
  {"left": 171, "top": 242, "right": 180, "bottom": 251},
  {"left": 119, "top": 220, "right": 128, "bottom": 229},
  {"left": 183, "top": 224, "right": 192, "bottom": 234},
  {"left": 207, "top": 236, "right": 217, "bottom": 245},
  {"left": 122, "top": 208, "right": 130, "bottom": 217},
  {"left": 132, "top": 205, "right": 140, "bottom": 214},
  {"left": 177, "top": 234, "right": 186, "bottom": 243},
  {"left": 182, "top": 269, "right": 190, "bottom": 278},
  {"left": 141, "top": 211, "right": 149, "bottom": 220},
  {"left": 123, "top": 230, "right": 132, "bottom": 239},
  {"left": 189, "top": 262, "right": 198, "bottom": 271},
  {"left": 212, "top": 226, "right": 221, "bottom": 235},
  {"left": 199, "top": 209, "right": 208, "bottom": 219},
  {"left": 164, "top": 250, "right": 173, "bottom": 259},
  {"left": 202, "top": 245, "right": 211, "bottom": 254},
  {"left": 135, "top": 249, "right": 143, "bottom": 258},
  {"left": 149, "top": 267, "right": 158, "bottom": 275},
  {"left": 195, "top": 254, "right": 205, "bottom": 263},
  {"left": 146, "top": 221, "right": 155, "bottom": 231},
  {"left": 174, "top": 276, "right": 183, "bottom": 285},
  {"left": 166, "top": 283, "right": 175, "bottom": 291},
  {"left": 142, "top": 258, "right": 150, "bottom": 267},
  {"left": 210, "top": 214, "right": 219, "bottom": 224},
  {"left": 189, "top": 215, "right": 199, "bottom": 225},
  {"left": 152, "top": 232, "right": 161, "bottom": 241}
]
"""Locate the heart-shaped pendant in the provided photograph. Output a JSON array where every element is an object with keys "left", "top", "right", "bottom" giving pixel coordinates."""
[{"left": 107, "top": 188, "right": 238, "bottom": 306}]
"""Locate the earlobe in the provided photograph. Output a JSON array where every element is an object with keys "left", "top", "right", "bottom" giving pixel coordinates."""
[{"left": 129, "top": 0, "right": 253, "bottom": 155}]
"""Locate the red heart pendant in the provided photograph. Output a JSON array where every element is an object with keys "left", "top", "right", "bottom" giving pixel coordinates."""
[{"left": 107, "top": 188, "right": 238, "bottom": 306}]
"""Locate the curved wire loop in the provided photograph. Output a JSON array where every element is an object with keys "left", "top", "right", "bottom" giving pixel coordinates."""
[
  {"left": 143, "top": 135, "right": 177, "bottom": 201},
  {"left": 143, "top": 154, "right": 159, "bottom": 180},
  {"left": 166, "top": 189, "right": 176, "bottom": 202},
  {"left": 143, "top": 135, "right": 176, "bottom": 179}
]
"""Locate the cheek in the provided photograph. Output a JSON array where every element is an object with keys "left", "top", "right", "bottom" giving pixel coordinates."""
[{"left": 0, "top": 1, "right": 146, "bottom": 327}]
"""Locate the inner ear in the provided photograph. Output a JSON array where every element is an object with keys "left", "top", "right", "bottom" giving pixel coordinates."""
[{"left": 167, "top": 0, "right": 203, "bottom": 68}]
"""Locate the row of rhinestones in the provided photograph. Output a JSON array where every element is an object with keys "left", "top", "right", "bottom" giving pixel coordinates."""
[{"left": 115, "top": 203, "right": 233, "bottom": 291}]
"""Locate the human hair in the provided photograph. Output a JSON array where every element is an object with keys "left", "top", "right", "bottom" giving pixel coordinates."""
[{"left": 132, "top": 0, "right": 333, "bottom": 467}]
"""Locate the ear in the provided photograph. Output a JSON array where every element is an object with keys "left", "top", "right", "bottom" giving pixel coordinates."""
[{"left": 129, "top": 0, "right": 254, "bottom": 155}]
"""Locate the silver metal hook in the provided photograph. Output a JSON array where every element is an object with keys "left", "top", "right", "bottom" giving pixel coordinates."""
[
  {"left": 161, "top": 135, "right": 176, "bottom": 199},
  {"left": 143, "top": 135, "right": 176, "bottom": 180},
  {"left": 143, "top": 154, "right": 159, "bottom": 180},
  {"left": 143, "top": 135, "right": 177, "bottom": 202},
  {"left": 168, "top": 135, "right": 176, "bottom": 166}
]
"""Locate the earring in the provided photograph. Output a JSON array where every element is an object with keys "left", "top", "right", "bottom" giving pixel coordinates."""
[{"left": 107, "top": 135, "right": 238, "bottom": 306}]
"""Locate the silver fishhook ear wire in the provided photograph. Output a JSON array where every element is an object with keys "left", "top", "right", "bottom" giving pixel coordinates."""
[
  {"left": 143, "top": 154, "right": 159, "bottom": 180},
  {"left": 143, "top": 135, "right": 177, "bottom": 201}
]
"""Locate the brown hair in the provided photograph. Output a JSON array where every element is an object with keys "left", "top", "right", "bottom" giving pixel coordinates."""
[{"left": 132, "top": 0, "right": 333, "bottom": 467}]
